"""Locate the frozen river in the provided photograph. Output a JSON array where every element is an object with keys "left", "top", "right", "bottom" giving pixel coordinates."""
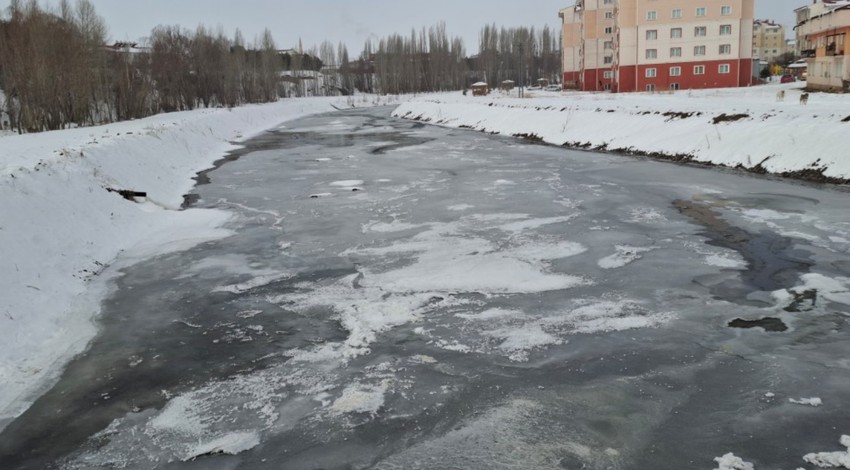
[{"left": 4, "top": 107, "right": 850, "bottom": 469}]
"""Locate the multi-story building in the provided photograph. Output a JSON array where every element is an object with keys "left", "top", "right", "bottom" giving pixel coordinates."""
[
  {"left": 560, "top": 0, "right": 755, "bottom": 92},
  {"left": 753, "top": 20, "right": 788, "bottom": 62},
  {"left": 797, "top": 3, "right": 850, "bottom": 91},
  {"left": 794, "top": 0, "right": 849, "bottom": 56}
]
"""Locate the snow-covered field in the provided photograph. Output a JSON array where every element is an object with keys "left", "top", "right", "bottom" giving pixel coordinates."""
[
  {"left": 393, "top": 83, "right": 850, "bottom": 182},
  {"left": 0, "top": 95, "right": 401, "bottom": 426}
]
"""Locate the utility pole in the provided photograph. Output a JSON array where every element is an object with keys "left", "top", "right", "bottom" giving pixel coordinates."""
[{"left": 517, "top": 42, "right": 524, "bottom": 98}]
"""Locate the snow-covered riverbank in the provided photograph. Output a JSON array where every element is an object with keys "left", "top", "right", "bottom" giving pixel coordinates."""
[
  {"left": 393, "top": 84, "right": 850, "bottom": 183},
  {"left": 0, "top": 95, "right": 400, "bottom": 427}
]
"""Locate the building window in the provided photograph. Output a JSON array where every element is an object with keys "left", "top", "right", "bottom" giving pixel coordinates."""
[
  {"left": 672, "top": 8, "right": 682, "bottom": 19},
  {"left": 694, "top": 65, "right": 706, "bottom": 75},
  {"left": 670, "top": 47, "right": 682, "bottom": 57},
  {"left": 647, "top": 11, "right": 657, "bottom": 20},
  {"left": 670, "top": 66, "right": 682, "bottom": 77},
  {"left": 646, "top": 68, "right": 657, "bottom": 78},
  {"left": 720, "top": 24, "right": 732, "bottom": 35},
  {"left": 603, "top": 83, "right": 612, "bottom": 91},
  {"left": 604, "top": 0, "right": 613, "bottom": 4},
  {"left": 719, "top": 44, "right": 732, "bottom": 54},
  {"left": 646, "top": 84, "right": 656, "bottom": 92},
  {"left": 671, "top": 28, "right": 683, "bottom": 38},
  {"left": 696, "top": 7, "right": 707, "bottom": 17},
  {"left": 721, "top": 5, "right": 732, "bottom": 15},
  {"left": 605, "top": 11, "right": 614, "bottom": 19},
  {"left": 719, "top": 64, "right": 731, "bottom": 74},
  {"left": 646, "top": 30, "right": 658, "bottom": 40},
  {"left": 671, "top": 83, "right": 680, "bottom": 90},
  {"left": 605, "top": 26, "right": 613, "bottom": 34},
  {"left": 604, "top": 40, "right": 614, "bottom": 49},
  {"left": 694, "top": 45, "right": 706, "bottom": 56},
  {"left": 695, "top": 26, "right": 707, "bottom": 37},
  {"left": 646, "top": 49, "right": 658, "bottom": 59},
  {"left": 603, "top": 70, "right": 614, "bottom": 79},
  {"left": 604, "top": 56, "right": 613, "bottom": 64}
]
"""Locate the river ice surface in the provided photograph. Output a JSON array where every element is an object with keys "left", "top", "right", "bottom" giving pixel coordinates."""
[{"left": 4, "top": 107, "right": 850, "bottom": 469}]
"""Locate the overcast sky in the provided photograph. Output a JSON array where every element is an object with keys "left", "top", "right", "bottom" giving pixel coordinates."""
[{"left": 0, "top": 0, "right": 804, "bottom": 51}]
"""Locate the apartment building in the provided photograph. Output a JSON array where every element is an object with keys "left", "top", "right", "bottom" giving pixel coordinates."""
[
  {"left": 795, "top": 0, "right": 847, "bottom": 55},
  {"left": 753, "top": 20, "right": 788, "bottom": 62},
  {"left": 560, "top": 0, "right": 755, "bottom": 92},
  {"left": 797, "top": 3, "right": 850, "bottom": 91}
]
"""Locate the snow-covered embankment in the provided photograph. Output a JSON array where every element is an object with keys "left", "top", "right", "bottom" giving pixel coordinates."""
[
  {"left": 0, "top": 96, "right": 395, "bottom": 426},
  {"left": 393, "top": 85, "right": 850, "bottom": 182}
]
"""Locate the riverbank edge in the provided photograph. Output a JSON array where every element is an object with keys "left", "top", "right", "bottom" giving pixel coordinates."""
[
  {"left": 0, "top": 96, "right": 398, "bottom": 428},
  {"left": 392, "top": 90, "right": 850, "bottom": 186}
]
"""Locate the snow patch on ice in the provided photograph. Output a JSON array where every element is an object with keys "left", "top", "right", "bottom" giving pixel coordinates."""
[
  {"left": 547, "top": 299, "right": 675, "bottom": 335},
  {"left": 362, "top": 220, "right": 425, "bottom": 233},
  {"left": 497, "top": 215, "right": 578, "bottom": 233},
  {"left": 789, "top": 397, "right": 822, "bottom": 407},
  {"left": 794, "top": 274, "right": 850, "bottom": 306},
  {"left": 713, "top": 452, "right": 754, "bottom": 470},
  {"left": 330, "top": 381, "right": 388, "bottom": 416},
  {"left": 803, "top": 435, "right": 850, "bottom": 468},
  {"left": 348, "top": 218, "right": 590, "bottom": 295},
  {"left": 598, "top": 245, "right": 656, "bottom": 269},
  {"left": 182, "top": 431, "right": 260, "bottom": 461},
  {"left": 485, "top": 324, "right": 564, "bottom": 362},
  {"left": 457, "top": 308, "right": 525, "bottom": 321},
  {"left": 212, "top": 273, "right": 293, "bottom": 294},
  {"left": 329, "top": 179, "right": 364, "bottom": 187},
  {"left": 629, "top": 207, "right": 667, "bottom": 224},
  {"left": 705, "top": 253, "right": 747, "bottom": 269}
]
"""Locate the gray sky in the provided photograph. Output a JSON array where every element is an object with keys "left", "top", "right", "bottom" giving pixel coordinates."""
[{"left": 0, "top": 0, "right": 804, "bottom": 52}]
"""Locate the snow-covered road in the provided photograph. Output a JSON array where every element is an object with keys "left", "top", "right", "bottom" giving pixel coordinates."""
[{"left": 4, "top": 107, "right": 850, "bottom": 469}]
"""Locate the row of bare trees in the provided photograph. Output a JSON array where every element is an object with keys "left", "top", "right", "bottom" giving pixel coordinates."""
[
  {"left": 477, "top": 24, "right": 561, "bottom": 88},
  {"left": 0, "top": 0, "right": 286, "bottom": 133},
  {"left": 369, "top": 23, "right": 468, "bottom": 95},
  {"left": 0, "top": 0, "right": 108, "bottom": 132},
  {"left": 0, "top": 1, "right": 564, "bottom": 134},
  {"left": 360, "top": 23, "right": 562, "bottom": 95}
]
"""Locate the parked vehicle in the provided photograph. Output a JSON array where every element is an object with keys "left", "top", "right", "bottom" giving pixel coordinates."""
[{"left": 780, "top": 75, "right": 796, "bottom": 83}]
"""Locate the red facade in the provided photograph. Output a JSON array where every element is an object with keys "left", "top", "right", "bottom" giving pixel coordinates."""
[{"left": 564, "top": 59, "right": 753, "bottom": 92}]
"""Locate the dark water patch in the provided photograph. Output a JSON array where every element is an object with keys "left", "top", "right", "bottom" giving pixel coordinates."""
[
  {"left": 673, "top": 199, "right": 814, "bottom": 299},
  {"left": 369, "top": 134, "right": 434, "bottom": 154},
  {"left": 728, "top": 317, "right": 788, "bottom": 332},
  {"left": 784, "top": 289, "right": 817, "bottom": 312},
  {"left": 183, "top": 110, "right": 431, "bottom": 208}
]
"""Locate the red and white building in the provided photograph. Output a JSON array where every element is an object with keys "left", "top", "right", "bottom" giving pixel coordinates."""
[{"left": 560, "top": 0, "right": 755, "bottom": 92}]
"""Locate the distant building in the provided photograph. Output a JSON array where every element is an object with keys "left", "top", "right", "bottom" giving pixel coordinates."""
[
  {"left": 796, "top": 2, "right": 850, "bottom": 91},
  {"left": 753, "top": 20, "right": 788, "bottom": 62},
  {"left": 560, "top": 0, "right": 755, "bottom": 93}
]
